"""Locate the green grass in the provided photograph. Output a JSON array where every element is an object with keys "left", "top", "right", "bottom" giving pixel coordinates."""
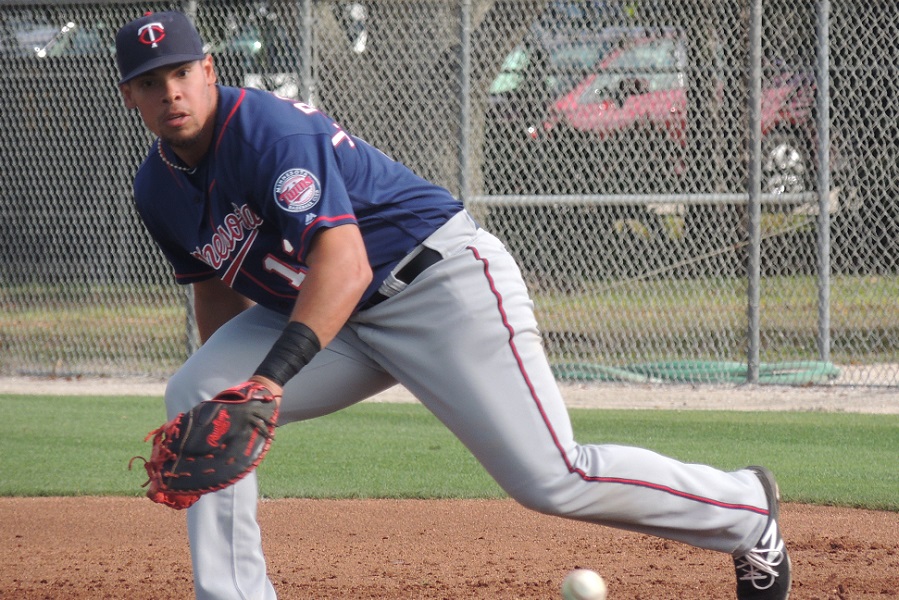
[
  {"left": 532, "top": 274, "right": 899, "bottom": 365},
  {"left": 3, "top": 275, "right": 899, "bottom": 370},
  {"left": 1, "top": 395, "right": 896, "bottom": 511},
  {"left": 536, "top": 274, "right": 899, "bottom": 334}
]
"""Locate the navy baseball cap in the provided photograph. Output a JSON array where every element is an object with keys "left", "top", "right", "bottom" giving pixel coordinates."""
[{"left": 115, "top": 11, "right": 206, "bottom": 84}]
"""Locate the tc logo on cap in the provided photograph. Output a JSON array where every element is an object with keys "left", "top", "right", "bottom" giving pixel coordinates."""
[
  {"left": 137, "top": 22, "right": 165, "bottom": 48},
  {"left": 116, "top": 11, "right": 207, "bottom": 83}
]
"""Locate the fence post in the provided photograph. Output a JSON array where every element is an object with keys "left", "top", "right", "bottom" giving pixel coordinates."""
[
  {"left": 185, "top": 285, "right": 199, "bottom": 357},
  {"left": 816, "top": 0, "right": 832, "bottom": 364},
  {"left": 458, "top": 0, "right": 472, "bottom": 203},
  {"left": 746, "top": 0, "right": 763, "bottom": 383},
  {"left": 300, "top": 0, "right": 315, "bottom": 103}
]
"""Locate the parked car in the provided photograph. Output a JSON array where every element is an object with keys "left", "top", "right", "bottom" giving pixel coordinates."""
[
  {"left": 483, "top": 25, "right": 658, "bottom": 195},
  {"left": 0, "top": 15, "right": 113, "bottom": 58},
  {"left": 483, "top": 29, "right": 834, "bottom": 283},
  {"left": 206, "top": 15, "right": 304, "bottom": 100},
  {"left": 539, "top": 34, "right": 819, "bottom": 198}
]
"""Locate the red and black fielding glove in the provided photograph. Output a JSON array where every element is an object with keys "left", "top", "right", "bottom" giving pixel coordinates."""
[{"left": 130, "top": 381, "right": 280, "bottom": 509}]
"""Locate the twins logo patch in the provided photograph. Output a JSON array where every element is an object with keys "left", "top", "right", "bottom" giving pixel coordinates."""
[{"left": 274, "top": 169, "right": 321, "bottom": 213}]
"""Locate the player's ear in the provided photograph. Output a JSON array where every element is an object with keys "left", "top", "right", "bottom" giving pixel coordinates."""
[
  {"left": 119, "top": 83, "right": 136, "bottom": 109},
  {"left": 202, "top": 55, "right": 217, "bottom": 85}
]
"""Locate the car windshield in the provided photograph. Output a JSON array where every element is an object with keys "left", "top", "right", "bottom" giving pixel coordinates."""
[
  {"left": 489, "top": 36, "right": 616, "bottom": 97},
  {"left": 579, "top": 37, "right": 685, "bottom": 104}
]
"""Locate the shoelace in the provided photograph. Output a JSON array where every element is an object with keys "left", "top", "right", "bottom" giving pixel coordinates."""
[{"left": 735, "top": 521, "right": 785, "bottom": 590}]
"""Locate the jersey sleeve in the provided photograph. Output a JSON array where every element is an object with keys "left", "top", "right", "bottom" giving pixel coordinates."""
[{"left": 254, "top": 123, "right": 358, "bottom": 263}]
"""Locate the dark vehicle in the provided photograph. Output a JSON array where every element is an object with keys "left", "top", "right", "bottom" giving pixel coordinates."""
[
  {"left": 0, "top": 15, "right": 114, "bottom": 58},
  {"left": 207, "top": 21, "right": 304, "bottom": 100}
]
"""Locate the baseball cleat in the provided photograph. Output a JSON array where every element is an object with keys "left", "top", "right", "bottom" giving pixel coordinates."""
[{"left": 734, "top": 466, "right": 791, "bottom": 599}]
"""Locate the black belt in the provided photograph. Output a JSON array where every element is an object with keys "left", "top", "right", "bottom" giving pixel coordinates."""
[{"left": 361, "top": 247, "right": 443, "bottom": 310}]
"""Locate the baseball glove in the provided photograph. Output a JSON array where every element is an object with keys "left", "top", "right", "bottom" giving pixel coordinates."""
[{"left": 130, "top": 381, "right": 281, "bottom": 510}]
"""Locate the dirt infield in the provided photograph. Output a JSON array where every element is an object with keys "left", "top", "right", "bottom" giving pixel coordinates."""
[{"left": 3, "top": 497, "right": 897, "bottom": 599}]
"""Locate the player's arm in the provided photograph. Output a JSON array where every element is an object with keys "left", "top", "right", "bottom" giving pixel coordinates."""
[
  {"left": 250, "top": 223, "right": 372, "bottom": 394},
  {"left": 192, "top": 277, "right": 256, "bottom": 343},
  {"left": 289, "top": 223, "right": 372, "bottom": 346}
]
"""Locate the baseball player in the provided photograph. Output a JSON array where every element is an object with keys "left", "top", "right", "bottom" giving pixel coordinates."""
[{"left": 115, "top": 11, "right": 791, "bottom": 600}]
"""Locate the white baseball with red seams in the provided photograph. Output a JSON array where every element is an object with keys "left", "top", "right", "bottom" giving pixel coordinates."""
[{"left": 562, "top": 569, "right": 608, "bottom": 600}]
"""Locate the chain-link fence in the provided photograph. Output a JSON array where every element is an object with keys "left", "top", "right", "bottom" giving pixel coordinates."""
[{"left": 1, "top": 0, "right": 896, "bottom": 386}]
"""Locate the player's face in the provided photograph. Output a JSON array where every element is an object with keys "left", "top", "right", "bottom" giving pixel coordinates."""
[{"left": 121, "top": 56, "right": 218, "bottom": 157}]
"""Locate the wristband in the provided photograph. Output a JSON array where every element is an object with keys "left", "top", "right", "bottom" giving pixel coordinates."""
[{"left": 253, "top": 321, "right": 321, "bottom": 387}]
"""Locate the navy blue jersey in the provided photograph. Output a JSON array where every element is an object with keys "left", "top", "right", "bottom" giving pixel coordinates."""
[{"left": 133, "top": 85, "right": 462, "bottom": 314}]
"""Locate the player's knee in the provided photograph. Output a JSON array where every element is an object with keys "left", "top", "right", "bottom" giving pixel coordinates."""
[
  {"left": 505, "top": 476, "right": 575, "bottom": 516},
  {"left": 164, "top": 363, "right": 217, "bottom": 418},
  {"left": 164, "top": 371, "right": 196, "bottom": 418},
  {"left": 513, "top": 494, "right": 559, "bottom": 516},
  {"left": 164, "top": 332, "right": 256, "bottom": 417}
]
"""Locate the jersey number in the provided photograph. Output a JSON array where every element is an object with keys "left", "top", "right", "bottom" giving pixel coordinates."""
[
  {"left": 264, "top": 255, "right": 307, "bottom": 289},
  {"left": 291, "top": 101, "right": 354, "bottom": 148}
]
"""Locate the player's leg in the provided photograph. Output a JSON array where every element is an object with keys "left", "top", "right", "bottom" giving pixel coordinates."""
[
  {"left": 165, "top": 305, "right": 396, "bottom": 419},
  {"left": 352, "top": 225, "right": 770, "bottom": 557},
  {"left": 186, "top": 473, "right": 272, "bottom": 599},
  {"left": 165, "top": 305, "right": 396, "bottom": 599}
]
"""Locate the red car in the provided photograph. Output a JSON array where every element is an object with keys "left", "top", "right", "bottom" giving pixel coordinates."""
[{"left": 540, "top": 35, "right": 819, "bottom": 196}]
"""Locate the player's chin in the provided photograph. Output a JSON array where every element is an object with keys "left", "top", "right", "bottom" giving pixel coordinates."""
[
  {"left": 156, "top": 118, "right": 195, "bottom": 140},
  {"left": 161, "top": 128, "right": 202, "bottom": 150}
]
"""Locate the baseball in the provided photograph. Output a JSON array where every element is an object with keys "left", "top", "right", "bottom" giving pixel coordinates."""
[{"left": 561, "top": 568, "right": 607, "bottom": 600}]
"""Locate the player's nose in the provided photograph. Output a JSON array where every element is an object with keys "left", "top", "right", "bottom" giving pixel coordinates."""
[{"left": 161, "top": 80, "right": 184, "bottom": 103}]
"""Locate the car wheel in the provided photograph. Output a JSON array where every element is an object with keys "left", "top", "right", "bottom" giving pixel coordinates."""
[{"left": 761, "top": 131, "right": 813, "bottom": 195}]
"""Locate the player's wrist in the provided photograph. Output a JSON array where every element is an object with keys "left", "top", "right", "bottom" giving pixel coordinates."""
[
  {"left": 247, "top": 375, "right": 284, "bottom": 400},
  {"left": 253, "top": 321, "right": 321, "bottom": 388}
]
